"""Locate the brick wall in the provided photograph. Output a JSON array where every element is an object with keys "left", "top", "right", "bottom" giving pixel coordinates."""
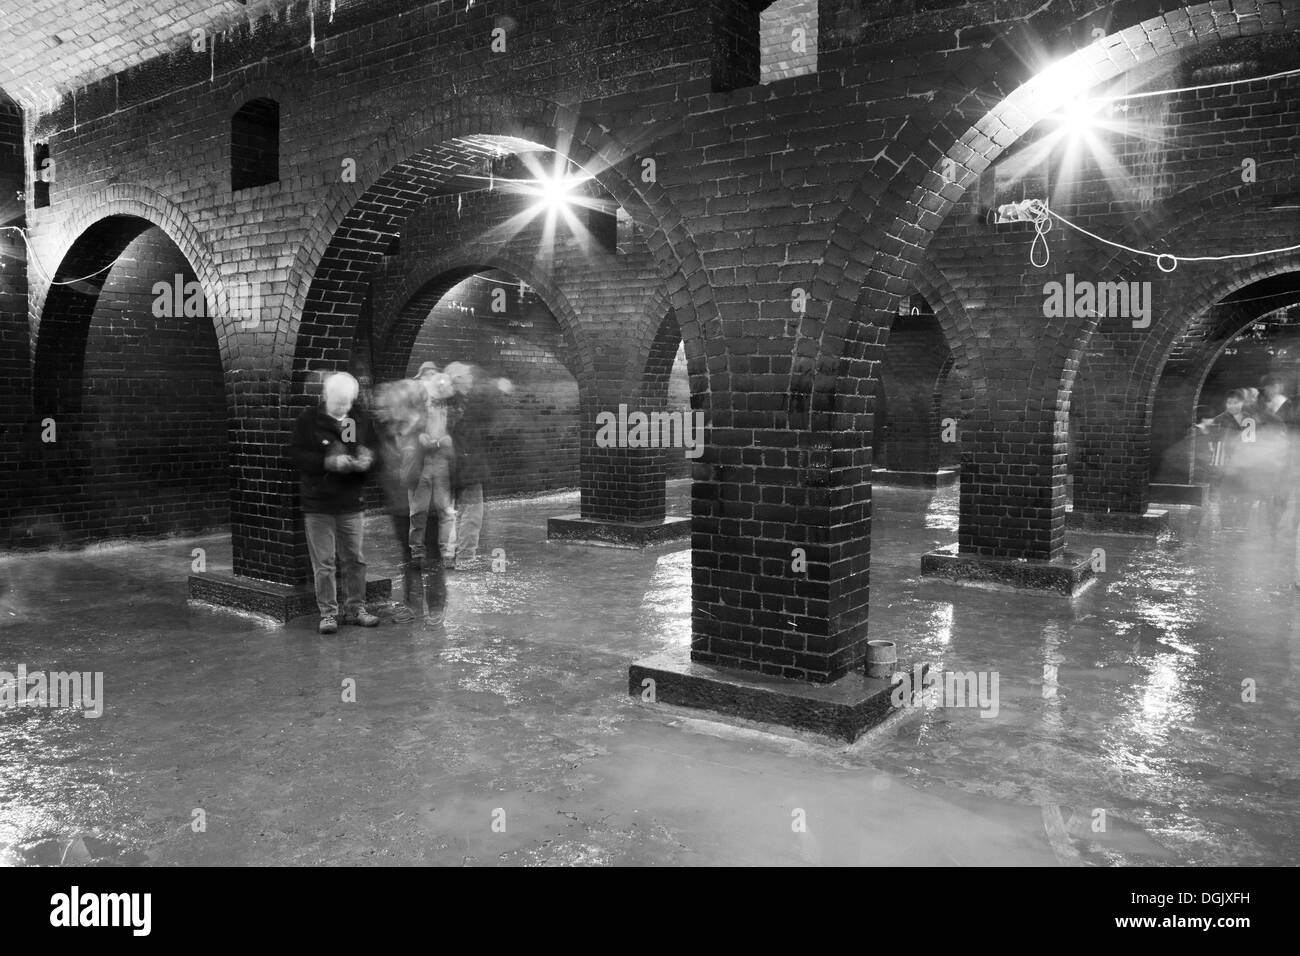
[
  {"left": 0, "top": 91, "right": 28, "bottom": 543},
  {"left": 8, "top": 224, "right": 228, "bottom": 548}
]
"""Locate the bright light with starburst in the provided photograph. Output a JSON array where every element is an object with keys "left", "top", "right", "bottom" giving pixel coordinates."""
[
  {"left": 448, "top": 132, "right": 647, "bottom": 255},
  {"left": 522, "top": 170, "right": 583, "bottom": 214},
  {"left": 988, "top": 59, "right": 1169, "bottom": 208}
]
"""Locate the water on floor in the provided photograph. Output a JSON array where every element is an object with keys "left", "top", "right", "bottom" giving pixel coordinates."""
[{"left": 1, "top": 482, "right": 1296, "bottom": 865}]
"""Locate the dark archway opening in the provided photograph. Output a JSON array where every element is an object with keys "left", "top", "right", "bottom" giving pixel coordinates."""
[
  {"left": 29, "top": 217, "right": 229, "bottom": 547},
  {"left": 875, "top": 293, "right": 965, "bottom": 482},
  {"left": 376, "top": 267, "right": 584, "bottom": 500}
]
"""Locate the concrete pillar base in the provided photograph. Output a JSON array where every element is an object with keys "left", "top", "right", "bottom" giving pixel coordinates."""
[
  {"left": 547, "top": 513, "right": 690, "bottom": 548},
  {"left": 921, "top": 545, "right": 1096, "bottom": 597},
  {"left": 629, "top": 645, "right": 928, "bottom": 743},
  {"left": 1150, "top": 483, "right": 1207, "bottom": 507},
  {"left": 188, "top": 570, "right": 392, "bottom": 623},
  {"left": 1065, "top": 507, "right": 1170, "bottom": 537},
  {"left": 873, "top": 467, "right": 959, "bottom": 488}
]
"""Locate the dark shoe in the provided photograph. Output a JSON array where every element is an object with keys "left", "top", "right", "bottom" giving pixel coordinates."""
[
  {"left": 403, "top": 562, "right": 425, "bottom": 616},
  {"left": 319, "top": 614, "right": 339, "bottom": 635},
  {"left": 342, "top": 608, "right": 380, "bottom": 627},
  {"left": 389, "top": 604, "right": 418, "bottom": 624}
]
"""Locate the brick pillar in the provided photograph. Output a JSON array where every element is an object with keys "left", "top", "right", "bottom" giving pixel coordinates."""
[
  {"left": 228, "top": 381, "right": 309, "bottom": 587},
  {"left": 1071, "top": 393, "right": 1152, "bottom": 515},
  {"left": 936, "top": 271, "right": 1089, "bottom": 575},
  {"left": 580, "top": 437, "right": 667, "bottom": 522},
  {"left": 689, "top": 338, "right": 873, "bottom": 683},
  {"left": 555, "top": 391, "right": 687, "bottom": 545},
  {"left": 556, "top": 296, "right": 687, "bottom": 542},
  {"left": 959, "top": 395, "right": 1067, "bottom": 561},
  {"left": 0, "top": 93, "right": 29, "bottom": 548},
  {"left": 692, "top": 430, "right": 870, "bottom": 683},
  {"left": 1069, "top": 324, "right": 1160, "bottom": 516}
]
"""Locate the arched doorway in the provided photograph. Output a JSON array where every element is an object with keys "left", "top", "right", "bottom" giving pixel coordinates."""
[{"left": 30, "top": 216, "right": 229, "bottom": 548}]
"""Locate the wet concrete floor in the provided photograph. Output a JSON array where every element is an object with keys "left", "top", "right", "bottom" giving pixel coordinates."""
[{"left": 1, "top": 481, "right": 1297, "bottom": 865}]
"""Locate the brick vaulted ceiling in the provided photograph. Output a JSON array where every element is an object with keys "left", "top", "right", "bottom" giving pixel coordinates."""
[{"left": 0, "top": 0, "right": 293, "bottom": 113}]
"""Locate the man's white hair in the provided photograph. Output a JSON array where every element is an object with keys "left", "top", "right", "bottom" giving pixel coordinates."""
[{"left": 322, "top": 371, "right": 359, "bottom": 401}]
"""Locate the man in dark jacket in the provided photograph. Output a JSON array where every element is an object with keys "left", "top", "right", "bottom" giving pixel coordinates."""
[{"left": 290, "top": 371, "right": 381, "bottom": 634}]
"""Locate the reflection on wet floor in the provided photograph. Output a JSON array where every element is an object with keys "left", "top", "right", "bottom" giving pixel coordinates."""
[{"left": 1, "top": 481, "right": 1297, "bottom": 865}]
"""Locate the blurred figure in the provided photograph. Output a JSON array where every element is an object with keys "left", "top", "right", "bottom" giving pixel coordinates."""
[
  {"left": 290, "top": 371, "right": 380, "bottom": 635},
  {"left": 372, "top": 378, "right": 446, "bottom": 625},
  {"left": 1261, "top": 374, "right": 1300, "bottom": 535},
  {"left": 1195, "top": 389, "right": 1254, "bottom": 532},
  {"left": 444, "top": 361, "right": 511, "bottom": 571},
  {"left": 1196, "top": 387, "right": 1288, "bottom": 533},
  {"left": 412, "top": 370, "right": 458, "bottom": 569},
  {"left": 414, "top": 361, "right": 439, "bottom": 387}
]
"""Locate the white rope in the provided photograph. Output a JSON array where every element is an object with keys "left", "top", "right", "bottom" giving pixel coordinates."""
[
  {"left": 0, "top": 224, "right": 117, "bottom": 285},
  {"left": 1024, "top": 200, "right": 1300, "bottom": 273}
]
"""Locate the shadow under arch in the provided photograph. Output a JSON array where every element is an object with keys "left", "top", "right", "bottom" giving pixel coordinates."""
[
  {"left": 373, "top": 248, "right": 597, "bottom": 407},
  {"left": 28, "top": 185, "right": 229, "bottom": 363},
  {"left": 29, "top": 213, "right": 231, "bottom": 547}
]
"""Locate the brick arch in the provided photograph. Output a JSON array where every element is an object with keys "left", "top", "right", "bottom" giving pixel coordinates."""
[
  {"left": 1059, "top": 165, "right": 1300, "bottom": 428},
  {"left": 220, "top": 69, "right": 311, "bottom": 116},
  {"left": 373, "top": 247, "right": 597, "bottom": 407},
  {"left": 636, "top": 296, "right": 683, "bottom": 407},
  {"left": 1140, "top": 258, "right": 1300, "bottom": 484},
  {"left": 623, "top": 284, "right": 688, "bottom": 402},
  {"left": 1188, "top": 285, "right": 1300, "bottom": 408},
  {"left": 31, "top": 212, "right": 234, "bottom": 421},
  {"left": 1071, "top": 156, "right": 1300, "bottom": 406},
  {"left": 801, "top": 0, "right": 1297, "bottom": 415},
  {"left": 1151, "top": 272, "right": 1300, "bottom": 480},
  {"left": 29, "top": 185, "right": 229, "bottom": 361},
  {"left": 280, "top": 92, "right": 714, "bottom": 403},
  {"left": 27, "top": 209, "right": 233, "bottom": 549},
  {"left": 1143, "top": 254, "right": 1300, "bottom": 414},
  {"left": 911, "top": 256, "right": 985, "bottom": 395},
  {"left": 907, "top": 259, "right": 981, "bottom": 464},
  {"left": 1064, "top": 163, "right": 1300, "bottom": 509}
]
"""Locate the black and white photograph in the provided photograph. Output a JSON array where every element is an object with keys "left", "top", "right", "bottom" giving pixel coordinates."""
[{"left": 0, "top": 0, "right": 1292, "bottom": 921}]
